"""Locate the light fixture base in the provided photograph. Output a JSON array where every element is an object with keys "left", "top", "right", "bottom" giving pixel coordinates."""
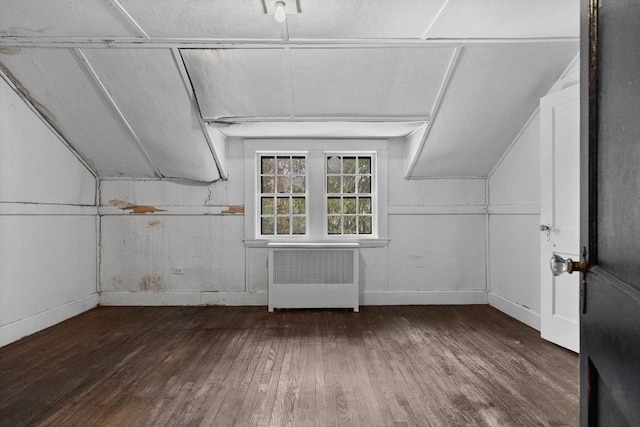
[{"left": 263, "top": 0, "right": 300, "bottom": 17}]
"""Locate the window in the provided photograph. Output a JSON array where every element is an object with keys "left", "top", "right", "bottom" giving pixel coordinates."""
[
  {"left": 258, "top": 155, "right": 307, "bottom": 236},
  {"left": 247, "top": 141, "right": 388, "bottom": 244},
  {"left": 326, "top": 155, "right": 374, "bottom": 235}
]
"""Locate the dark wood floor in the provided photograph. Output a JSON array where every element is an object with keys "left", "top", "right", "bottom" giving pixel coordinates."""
[{"left": 0, "top": 305, "right": 578, "bottom": 426}]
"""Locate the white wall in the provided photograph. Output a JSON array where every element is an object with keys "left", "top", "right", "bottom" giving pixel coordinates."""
[
  {"left": 487, "top": 56, "right": 579, "bottom": 330},
  {"left": 487, "top": 112, "right": 542, "bottom": 329},
  {"left": 99, "top": 140, "right": 488, "bottom": 306},
  {"left": 0, "top": 76, "right": 98, "bottom": 347}
]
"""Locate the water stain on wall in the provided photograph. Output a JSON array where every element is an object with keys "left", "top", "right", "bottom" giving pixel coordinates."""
[
  {"left": 109, "top": 199, "right": 167, "bottom": 214},
  {"left": 139, "top": 275, "right": 166, "bottom": 292},
  {"left": 0, "top": 47, "right": 21, "bottom": 55},
  {"left": 111, "top": 276, "right": 125, "bottom": 291},
  {"left": 147, "top": 219, "right": 161, "bottom": 228},
  {"left": 0, "top": 61, "right": 60, "bottom": 133}
]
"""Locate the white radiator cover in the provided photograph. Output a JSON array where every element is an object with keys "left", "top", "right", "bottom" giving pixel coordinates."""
[{"left": 267, "top": 243, "right": 360, "bottom": 312}]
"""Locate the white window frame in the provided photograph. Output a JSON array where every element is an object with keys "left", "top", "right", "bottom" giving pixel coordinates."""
[
  {"left": 324, "top": 152, "right": 377, "bottom": 238},
  {"left": 244, "top": 140, "right": 388, "bottom": 247},
  {"left": 255, "top": 152, "right": 309, "bottom": 238}
]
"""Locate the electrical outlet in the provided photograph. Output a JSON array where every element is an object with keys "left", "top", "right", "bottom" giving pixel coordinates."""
[{"left": 172, "top": 267, "right": 184, "bottom": 275}]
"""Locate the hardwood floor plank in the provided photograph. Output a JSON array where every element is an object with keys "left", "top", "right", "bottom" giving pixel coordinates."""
[
  {"left": 0, "top": 306, "right": 579, "bottom": 427},
  {"left": 248, "top": 326, "right": 289, "bottom": 427}
]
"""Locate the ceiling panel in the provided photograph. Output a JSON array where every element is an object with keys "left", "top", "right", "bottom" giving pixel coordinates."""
[
  {"left": 119, "top": 0, "right": 282, "bottom": 39},
  {"left": 411, "top": 43, "right": 578, "bottom": 177},
  {"left": 81, "top": 48, "right": 220, "bottom": 182},
  {"left": 0, "top": 48, "right": 156, "bottom": 177},
  {"left": 0, "top": 0, "right": 138, "bottom": 38},
  {"left": 181, "top": 49, "right": 291, "bottom": 121},
  {"left": 428, "top": 0, "right": 579, "bottom": 39},
  {"left": 290, "top": 47, "right": 454, "bottom": 118},
  {"left": 287, "top": 0, "right": 446, "bottom": 39}
]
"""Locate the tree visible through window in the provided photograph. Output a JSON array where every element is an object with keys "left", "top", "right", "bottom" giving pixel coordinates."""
[
  {"left": 326, "top": 155, "right": 373, "bottom": 235},
  {"left": 259, "top": 155, "right": 307, "bottom": 236}
]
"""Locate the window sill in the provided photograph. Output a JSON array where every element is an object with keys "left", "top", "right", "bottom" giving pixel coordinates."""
[{"left": 243, "top": 238, "right": 389, "bottom": 248}]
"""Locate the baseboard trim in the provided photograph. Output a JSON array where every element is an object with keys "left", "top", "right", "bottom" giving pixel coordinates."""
[
  {"left": 0, "top": 293, "right": 99, "bottom": 347},
  {"left": 99, "top": 291, "right": 268, "bottom": 306},
  {"left": 363, "top": 291, "right": 488, "bottom": 305},
  {"left": 488, "top": 292, "right": 540, "bottom": 330},
  {"left": 99, "top": 290, "right": 488, "bottom": 307}
]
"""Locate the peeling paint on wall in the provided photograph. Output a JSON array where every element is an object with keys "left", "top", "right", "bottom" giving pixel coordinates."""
[
  {"left": 139, "top": 275, "right": 166, "bottom": 292},
  {"left": 109, "top": 199, "right": 167, "bottom": 214},
  {"left": 221, "top": 205, "right": 244, "bottom": 214}
]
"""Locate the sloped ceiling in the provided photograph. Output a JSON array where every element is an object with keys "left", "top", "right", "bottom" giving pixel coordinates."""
[{"left": 0, "top": 0, "right": 579, "bottom": 181}]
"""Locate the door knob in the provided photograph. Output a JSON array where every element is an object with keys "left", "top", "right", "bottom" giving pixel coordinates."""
[{"left": 550, "top": 254, "right": 587, "bottom": 276}]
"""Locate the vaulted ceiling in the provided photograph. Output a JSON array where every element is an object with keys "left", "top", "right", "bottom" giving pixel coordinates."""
[{"left": 0, "top": 0, "right": 579, "bottom": 182}]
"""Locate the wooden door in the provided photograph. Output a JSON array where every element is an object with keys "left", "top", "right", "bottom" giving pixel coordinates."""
[
  {"left": 580, "top": 0, "right": 640, "bottom": 424},
  {"left": 540, "top": 84, "right": 580, "bottom": 352}
]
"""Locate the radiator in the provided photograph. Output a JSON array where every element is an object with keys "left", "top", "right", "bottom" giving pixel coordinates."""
[{"left": 267, "top": 243, "right": 360, "bottom": 312}]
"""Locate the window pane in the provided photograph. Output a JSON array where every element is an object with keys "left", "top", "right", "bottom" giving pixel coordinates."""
[
  {"left": 344, "top": 216, "right": 357, "bottom": 234},
  {"left": 276, "top": 176, "right": 290, "bottom": 193},
  {"left": 358, "top": 157, "right": 371, "bottom": 174},
  {"left": 327, "top": 197, "right": 341, "bottom": 214},
  {"left": 291, "top": 156, "right": 305, "bottom": 174},
  {"left": 343, "top": 175, "right": 356, "bottom": 193},
  {"left": 327, "top": 176, "right": 341, "bottom": 193},
  {"left": 292, "top": 216, "right": 306, "bottom": 234},
  {"left": 357, "top": 176, "right": 371, "bottom": 193},
  {"left": 261, "top": 217, "right": 274, "bottom": 234},
  {"left": 276, "top": 157, "right": 290, "bottom": 174},
  {"left": 358, "top": 197, "right": 372, "bottom": 214},
  {"left": 358, "top": 216, "right": 372, "bottom": 234},
  {"left": 292, "top": 176, "right": 305, "bottom": 193},
  {"left": 292, "top": 197, "right": 305, "bottom": 214},
  {"left": 276, "top": 216, "right": 290, "bottom": 234},
  {"left": 277, "top": 197, "right": 290, "bottom": 214},
  {"left": 261, "top": 197, "right": 274, "bottom": 215},
  {"left": 344, "top": 197, "right": 356, "bottom": 214},
  {"left": 327, "top": 216, "right": 341, "bottom": 234},
  {"left": 261, "top": 176, "right": 274, "bottom": 193},
  {"left": 343, "top": 157, "right": 356, "bottom": 174},
  {"left": 261, "top": 156, "right": 275, "bottom": 174}
]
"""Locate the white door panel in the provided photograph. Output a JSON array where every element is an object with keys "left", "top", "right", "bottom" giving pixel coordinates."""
[{"left": 540, "top": 84, "right": 580, "bottom": 352}]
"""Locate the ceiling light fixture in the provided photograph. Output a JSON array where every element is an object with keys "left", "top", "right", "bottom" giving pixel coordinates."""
[{"left": 274, "top": 1, "right": 287, "bottom": 23}]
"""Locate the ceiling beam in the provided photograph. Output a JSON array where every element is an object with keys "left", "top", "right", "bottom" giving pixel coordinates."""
[
  {"left": 0, "top": 37, "right": 579, "bottom": 49},
  {"left": 284, "top": 46, "right": 296, "bottom": 120},
  {"left": 405, "top": 46, "right": 462, "bottom": 178},
  {"left": 211, "top": 121, "right": 426, "bottom": 139},
  {"left": 209, "top": 116, "right": 431, "bottom": 124},
  {"left": 170, "top": 47, "right": 195, "bottom": 101},
  {"left": 108, "top": 0, "right": 150, "bottom": 39},
  {"left": 74, "top": 48, "right": 163, "bottom": 178},
  {"left": 422, "top": 0, "right": 452, "bottom": 40}
]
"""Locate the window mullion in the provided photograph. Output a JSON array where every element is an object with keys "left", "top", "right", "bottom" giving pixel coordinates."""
[{"left": 307, "top": 149, "right": 325, "bottom": 239}]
